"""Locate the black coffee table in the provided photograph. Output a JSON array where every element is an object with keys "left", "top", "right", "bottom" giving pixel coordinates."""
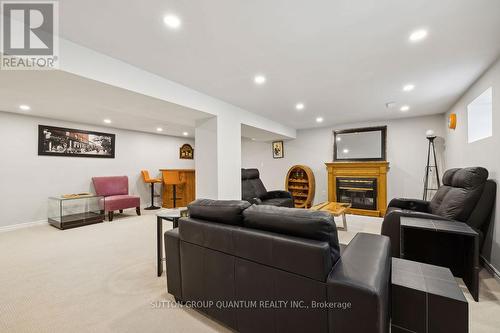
[
  {"left": 400, "top": 217, "right": 479, "bottom": 301},
  {"left": 392, "top": 258, "right": 468, "bottom": 333}
]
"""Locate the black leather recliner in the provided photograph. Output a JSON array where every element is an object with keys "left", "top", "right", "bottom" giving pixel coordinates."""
[
  {"left": 165, "top": 199, "right": 391, "bottom": 333},
  {"left": 241, "top": 168, "right": 294, "bottom": 207},
  {"left": 382, "top": 167, "right": 496, "bottom": 257}
]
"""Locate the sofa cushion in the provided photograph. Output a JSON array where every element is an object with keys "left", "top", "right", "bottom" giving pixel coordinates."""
[
  {"left": 92, "top": 176, "right": 129, "bottom": 196},
  {"left": 242, "top": 168, "right": 260, "bottom": 180},
  {"left": 250, "top": 179, "right": 268, "bottom": 198},
  {"left": 241, "top": 179, "right": 258, "bottom": 201},
  {"left": 102, "top": 195, "right": 140, "bottom": 211},
  {"left": 261, "top": 198, "right": 294, "bottom": 207},
  {"left": 441, "top": 168, "right": 460, "bottom": 186},
  {"left": 429, "top": 167, "right": 488, "bottom": 221},
  {"left": 241, "top": 168, "right": 269, "bottom": 201},
  {"left": 188, "top": 199, "right": 251, "bottom": 226},
  {"left": 243, "top": 205, "right": 340, "bottom": 263},
  {"left": 451, "top": 167, "right": 488, "bottom": 188},
  {"left": 178, "top": 217, "right": 334, "bottom": 282}
]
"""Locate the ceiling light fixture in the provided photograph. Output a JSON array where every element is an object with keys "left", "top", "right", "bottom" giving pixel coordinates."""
[
  {"left": 409, "top": 29, "right": 428, "bottom": 42},
  {"left": 316, "top": 117, "right": 324, "bottom": 123},
  {"left": 19, "top": 104, "right": 31, "bottom": 111},
  {"left": 163, "top": 14, "right": 181, "bottom": 29},
  {"left": 295, "top": 103, "right": 305, "bottom": 110},
  {"left": 400, "top": 105, "right": 410, "bottom": 112},
  {"left": 254, "top": 75, "right": 266, "bottom": 85},
  {"left": 157, "top": 127, "right": 163, "bottom": 132},
  {"left": 182, "top": 131, "right": 189, "bottom": 136},
  {"left": 103, "top": 119, "right": 112, "bottom": 124},
  {"left": 403, "top": 84, "right": 415, "bottom": 92}
]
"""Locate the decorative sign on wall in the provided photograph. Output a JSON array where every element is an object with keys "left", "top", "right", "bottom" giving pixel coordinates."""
[
  {"left": 272, "top": 140, "right": 284, "bottom": 159},
  {"left": 179, "top": 143, "right": 194, "bottom": 159},
  {"left": 38, "top": 125, "right": 115, "bottom": 158},
  {"left": 448, "top": 113, "right": 457, "bottom": 129}
]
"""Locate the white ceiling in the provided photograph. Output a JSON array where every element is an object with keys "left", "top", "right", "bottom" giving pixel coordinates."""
[
  {"left": 0, "top": 70, "right": 212, "bottom": 138},
  {"left": 58, "top": 0, "right": 500, "bottom": 129}
]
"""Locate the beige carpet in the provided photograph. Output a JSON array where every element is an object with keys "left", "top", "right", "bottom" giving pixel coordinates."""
[{"left": 0, "top": 212, "right": 499, "bottom": 333}]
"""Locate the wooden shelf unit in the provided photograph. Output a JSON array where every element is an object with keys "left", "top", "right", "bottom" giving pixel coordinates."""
[{"left": 285, "top": 165, "right": 315, "bottom": 208}]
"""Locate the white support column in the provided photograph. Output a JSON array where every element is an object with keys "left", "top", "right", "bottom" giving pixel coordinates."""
[
  {"left": 216, "top": 113, "right": 241, "bottom": 200},
  {"left": 194, "top": 114, "right": 242, "bottom": 200},
  {"left": 195, "top": 117, "right": 218, "bottom": 199}
]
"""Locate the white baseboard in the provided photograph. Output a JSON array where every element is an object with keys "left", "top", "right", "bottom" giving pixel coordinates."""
[
  {"left": 481, "top": 255, "right": 500, "bottom": 281},
  {"left": 0, "top": 219, "right": 48, "bottom": 233}
]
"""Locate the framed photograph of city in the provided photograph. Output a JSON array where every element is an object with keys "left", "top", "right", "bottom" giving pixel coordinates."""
[{"left": 38, "top": 125, "right": 116, "bottom": 158}]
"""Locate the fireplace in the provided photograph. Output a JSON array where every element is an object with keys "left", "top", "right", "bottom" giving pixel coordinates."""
[
  {"left": 326, "top": 162, "right": 389, "bottom": 217},
  {"left": 336, "top": 178, "right": 377, "bottom": 210}
]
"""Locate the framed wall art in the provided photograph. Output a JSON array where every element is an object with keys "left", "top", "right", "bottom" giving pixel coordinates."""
[
  {"left": 272, "top": 140, "right": 284, "bottom": 159},
  {"left": 38, "top": 125, "right": 115, "bottom": 158},
  {"left": 179, "top": 143, "right": 194, "bottom": 159}
]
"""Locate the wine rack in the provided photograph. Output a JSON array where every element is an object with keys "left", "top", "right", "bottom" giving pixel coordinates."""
[{"left": 285, "top": 165, "right": 315, "bottom": 208}]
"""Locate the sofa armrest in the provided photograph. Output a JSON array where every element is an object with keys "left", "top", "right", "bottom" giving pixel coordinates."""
[
  {"left": 165, "top": 228, "right": 182, "bottom": 300},
  {"left": 388, "top": 198, "right": 430, "bottom": 212},
  {"left": 327, "top": 233, "right": 391, "bottom": 333},
  {"left": 261, "top": 190, "right": 293, "bottom": 200},
  {"left": 382, "top": 209, "right": 451, "bottom": 257}
]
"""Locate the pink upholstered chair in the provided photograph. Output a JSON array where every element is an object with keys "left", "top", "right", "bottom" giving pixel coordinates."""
[{"left": 92, "top": 176, "right": 141, "bottom": 221}]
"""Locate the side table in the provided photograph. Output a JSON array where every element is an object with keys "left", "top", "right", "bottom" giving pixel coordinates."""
[
  {"left": 48, "top": 195, "right": 105, "bottom": 229},
  {"left": 400, "top": 217, "right": 479, "bottom": 301},
  {"left": 392, "top": 258, "right": 468, "bottom": 333},
  {"left": 155, "top": 207, "right": 187, "bottom": 277}
]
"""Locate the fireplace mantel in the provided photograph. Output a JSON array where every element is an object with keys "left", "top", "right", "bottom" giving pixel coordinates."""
[{"left": 325, "top": 161, "right": 389, "bottom": 217}]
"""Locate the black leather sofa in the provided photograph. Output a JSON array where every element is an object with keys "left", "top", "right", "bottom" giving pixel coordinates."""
[
  {"left": 241, "top": 168, "right": 294, "bottom": 207},
  {"left": 165, "top": 199, "right": 391, "bottom": 333},
  {"left": 382, "top": 167, "right": 496, "bottom": 257}
]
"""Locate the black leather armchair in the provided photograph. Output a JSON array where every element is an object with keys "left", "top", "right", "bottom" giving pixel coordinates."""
[
  {"left": 241, "top": 168, "right": 294, "bottom": 207},
  {"left": 166, "top": 199, "right": 391, "bottom": 333},
  {"left": 382, "top": 167, "right": 496, "bottom": 257}
]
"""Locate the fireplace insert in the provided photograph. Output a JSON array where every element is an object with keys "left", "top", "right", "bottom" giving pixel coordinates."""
[{"left": 336, "top": 177, "right": 377, "bottom": 210}]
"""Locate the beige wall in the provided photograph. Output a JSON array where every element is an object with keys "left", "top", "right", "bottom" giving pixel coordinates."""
[{"left": 444, "top": 57, "right": 500, "bottom": 272}]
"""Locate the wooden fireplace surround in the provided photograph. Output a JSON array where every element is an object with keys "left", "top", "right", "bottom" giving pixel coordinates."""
[{"left": 326, "top": 162, "right": 389, "bottom": 217}]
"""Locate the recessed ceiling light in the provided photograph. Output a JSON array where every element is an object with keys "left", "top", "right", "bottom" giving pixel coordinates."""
[
  {"left": 182, "top": 131, "right": 189, "bottom": 136},
  {"left": 254, "top": 75, "right": 266, "bottom": 85},
  {"left": 409, "top": 29, "right": 428, "bottom": 42},
  {"left": 103, "top": 119, "right": 112, "bottom": 124},
  {"left": 157, "top": 127, "right": 163, "bottom": 132},
  {"left": 400, "top": 105, "right": 410, "bottom": 112},
  {"left": 295, "top": 103, "right": 305, "bottom": 110},
  {"left": 316, "top": 117, "right": 324, "bottom": 123},
  {"left": 19, "top": 104, "right": 31, "bottom": 111},
  {"left": 403, "top": 84, "right": 415, "bottom": 92},
  {"left": 163, "top": 14, "right": 181, "bottom": 29}
]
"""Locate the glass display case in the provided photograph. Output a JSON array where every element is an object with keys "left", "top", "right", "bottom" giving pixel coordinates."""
[{"left": 48, "top": 195, "right": 105, "bottom": 229}]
